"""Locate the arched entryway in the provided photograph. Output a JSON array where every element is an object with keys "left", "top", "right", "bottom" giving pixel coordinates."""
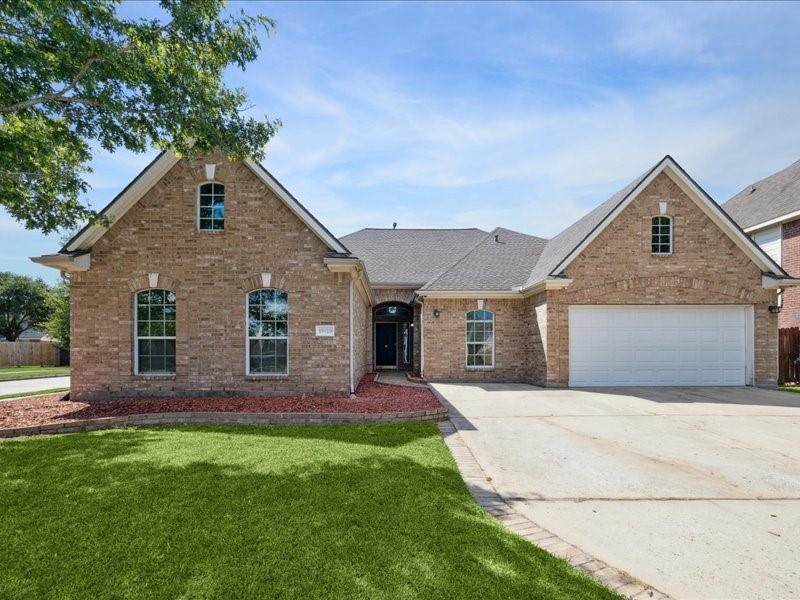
[{"left": 373, "top": 302, "right": 414, "bottom": 370}]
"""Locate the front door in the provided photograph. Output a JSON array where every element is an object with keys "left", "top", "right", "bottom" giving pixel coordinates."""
[{"left": 375, "top": 323, "right": 397, "bottom": 367}]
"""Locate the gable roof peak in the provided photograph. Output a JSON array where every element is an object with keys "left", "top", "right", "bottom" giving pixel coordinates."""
[
  {"left": 521, "top": 154, "right": 788, "bottom": 290},
  {"left": 60, "top": 151, "right": 349, "bottom": 255}
]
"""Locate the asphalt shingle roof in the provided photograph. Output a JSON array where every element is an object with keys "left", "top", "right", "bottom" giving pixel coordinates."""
[
  {"left": 340, "top": 166, "right": 655, "bottom": 291},
  {"left": 339, "top": 228, "right": 487, "bottom": 286},
  {"left": 523, "top": 167, "right": 654, "bottom": 287},
  {"left": 420, "top": 228, "right": 547, "bottom": 291},
  {"left": 341, "top": 156, "right": 783, "bottom": 291},
  {"left": 722, "top": 159, "right": 800, "bottom": 230}
]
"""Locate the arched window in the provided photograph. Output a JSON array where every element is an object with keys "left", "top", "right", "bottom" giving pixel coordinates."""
[
  {"left": 247, "top": 288, "right": 288, "bottom": 375},
  {"left": 651, "top": 216, "right": 672, "bottom": 254},
  {"left": 198, "top": 182, "right": 225, "bottom": 230},
  {"left": 135, "top": 289, "right": 176, "bottom": 374},
  {"left": 466, "top": 309, "right": 494, "bottom": 368}
]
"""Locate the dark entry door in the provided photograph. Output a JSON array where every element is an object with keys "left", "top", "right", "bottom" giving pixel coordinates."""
[{"left": 375, "top": 323, "right": 397, "bottom": 367}]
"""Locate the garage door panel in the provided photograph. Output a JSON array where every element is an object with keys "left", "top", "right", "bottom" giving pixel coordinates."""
[{"left": 569, "top": 306, "right": 749, "bottom": 387}]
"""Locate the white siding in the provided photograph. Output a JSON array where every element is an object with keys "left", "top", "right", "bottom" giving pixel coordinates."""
[{"left": 752, "top": 225, "right": 782, "bottom": 265}]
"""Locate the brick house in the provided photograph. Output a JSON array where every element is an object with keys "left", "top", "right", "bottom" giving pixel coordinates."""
[
  {"left": 33, "top": 153, "right": 797, "bottom": 399},
  {"left": 723, "top": 159, "right": 800, "bottom": 327}
]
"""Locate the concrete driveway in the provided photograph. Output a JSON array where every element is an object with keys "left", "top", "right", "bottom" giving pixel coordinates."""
[{"left": 432, "top": 383, "right": 800, "bottom": 600}]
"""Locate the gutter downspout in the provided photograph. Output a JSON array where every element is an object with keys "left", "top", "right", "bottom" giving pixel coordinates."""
[
  {"left": 419, "top": 296, "right": 425, "bottom": 379},
  {"left": 349, "top": 275, "right": 355, "bottom": 397}
]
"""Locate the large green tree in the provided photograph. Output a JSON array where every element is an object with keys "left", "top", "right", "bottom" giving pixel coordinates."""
[
  {"left": 0, "top": 272, "right": 53, "bottom": 341},
  {"left": 0, "top": 0, "right": 279, "bottom": 233}
]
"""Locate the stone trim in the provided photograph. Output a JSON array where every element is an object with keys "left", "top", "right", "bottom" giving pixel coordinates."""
[
  {"left": 0, "top": 407, "right": 448, "bottom": 439},
  {"left": 127, "top": 273, "right": 181, "bottom": 293},
  {"left": 240, "top": 273, "right": 288, "bottom": 293},
  {"left": 437, "top": 418, "right": 673, "bottom": 600}
]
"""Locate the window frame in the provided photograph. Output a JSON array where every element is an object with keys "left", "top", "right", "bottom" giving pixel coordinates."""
[
  {"left": 245, "top": 288, "right": 289, "bottom": 376},
  {"left": 133, "top": 288, "right": 176, "bottom": 376},
  {"left": 197, "top": 181, "right": 226, "bottom": 231},
  {"left": 651, "top": 215, "right": 673, "bottom": 255},
  {"left": 465, "top": 309, "right": 495, "bottom": 369}
]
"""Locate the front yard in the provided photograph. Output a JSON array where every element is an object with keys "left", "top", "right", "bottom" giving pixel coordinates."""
[{"left": 0, "top": 423, "right": 615, "bottom": 599}]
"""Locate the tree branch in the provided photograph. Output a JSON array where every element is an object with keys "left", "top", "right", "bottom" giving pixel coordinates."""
[{"left": 0, "top": 54, "right": 98, "bottom": 113}]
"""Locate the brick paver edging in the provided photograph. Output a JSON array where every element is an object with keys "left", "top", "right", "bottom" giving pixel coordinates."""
[
  {"left": 438, "top": 419, "right": 673, "bottom": 600},
  {"left": 0, "top": 407, "right": 448, "bottom": 439}
]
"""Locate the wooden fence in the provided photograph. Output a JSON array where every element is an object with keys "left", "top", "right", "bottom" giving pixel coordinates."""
[
  {"left": 779, "top": 327, "right": 800, "bottom": 384},
  {"left": 0, "top": 341, "right": 61, "bottom": 367}
]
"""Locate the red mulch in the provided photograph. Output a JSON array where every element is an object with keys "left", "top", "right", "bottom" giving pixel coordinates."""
[{"left": 0, "top": 374, "right": 442, "bottom": 430}]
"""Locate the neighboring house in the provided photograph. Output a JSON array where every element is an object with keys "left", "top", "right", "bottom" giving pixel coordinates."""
[
  {"left": 723, "top": 160, "right": 800, "bottom": 328},
  {"left": 0, "top": 327, "right": 52, "bottom": 342},
  {"left": 32, "top": 153, "right": 796, "bottom": 399}
]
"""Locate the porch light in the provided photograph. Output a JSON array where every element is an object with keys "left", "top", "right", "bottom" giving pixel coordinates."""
[
  {"left": 433, "top": 309, "right": 440, "bottom": 318},
  {"left": 769, "top": 305, "right": 782, "bottom": 314}
]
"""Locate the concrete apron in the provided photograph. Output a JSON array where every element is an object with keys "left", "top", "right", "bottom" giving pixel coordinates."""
[{"left": 432, "top": 383, "right": 800, "bottom": 600}]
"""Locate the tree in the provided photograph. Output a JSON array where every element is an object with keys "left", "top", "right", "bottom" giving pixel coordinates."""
[
  {"left": 46, "top": 278, "right": 70, "bottom": 351},
  {"left": 0, "top": 272, "right": 53, "bottom": 341},
  {"left": 0, "top": 0, "right": 280, "bottom": 233}
]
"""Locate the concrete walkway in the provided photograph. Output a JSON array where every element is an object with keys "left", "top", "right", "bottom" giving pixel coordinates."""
[
  {"left": 374, "top": 371, "right": 428, "bottom": 388},
  {"left": 432, "top": 383, "right": 800, "bottom": 600},
  {"left": 0, "top": 376, "right": 70, "bottom": 397}
]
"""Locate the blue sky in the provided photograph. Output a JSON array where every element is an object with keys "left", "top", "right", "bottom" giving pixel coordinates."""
[{"left": 11, "top": 0, "right": 800, "bottom": 283}]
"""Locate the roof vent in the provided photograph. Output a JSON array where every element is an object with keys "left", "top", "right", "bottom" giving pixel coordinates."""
[
  {"left": 393, "top": 222, "right": 397, "bottom": 229},
  {"left": 494, "top": 234, "right": 505, "bottom": 244},
  {"left": 749, "top": 185, "right": 757, "bottom": 195}
]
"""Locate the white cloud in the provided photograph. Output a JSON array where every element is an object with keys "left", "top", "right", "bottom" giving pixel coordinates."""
[{"left": 252, "top": 39, "right": 800, "bottom": 239}]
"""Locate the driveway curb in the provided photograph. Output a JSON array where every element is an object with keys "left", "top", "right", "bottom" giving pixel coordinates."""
[{"left": 438, "top": 417, "right": 673, "bottom": 600}]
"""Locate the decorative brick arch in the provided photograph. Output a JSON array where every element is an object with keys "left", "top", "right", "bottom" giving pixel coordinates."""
[
  {"left": 560, "top": 275, "right": 761, "bottom": 305},
  {"left": 126, "top": 273, "right": 181, "bottom": 293},
  {"left": 239, "top": 272, "right": 288, "bottom": 293}
]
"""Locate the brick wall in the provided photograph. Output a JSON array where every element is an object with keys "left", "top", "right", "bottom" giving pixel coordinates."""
[
  {"left": 780, "top": 219, "right": 800, "bottom": 328},
  {"left": 351, "top": 282, "right": 370, "bottom": 389},
  {"left": 422, "top": 297, "right": 543, "bottom": 382},
  {"left": 70, "top": 155, "right": 352, "bottom": 399},
  {"left": 546, "top": 172, "right": 778, "bottom": 386}
]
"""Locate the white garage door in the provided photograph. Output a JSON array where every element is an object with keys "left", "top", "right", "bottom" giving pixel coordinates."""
[{"left": 569, "top": 306, "right": 752, "bottom": 386}]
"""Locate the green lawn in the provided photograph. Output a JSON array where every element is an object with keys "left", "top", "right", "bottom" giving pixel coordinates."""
[
  {"left": 0, "top": 423, "right": 615, "bottom": 599},
  {"left": 0, "top": 365, "right": 69, "bottom": 381}
]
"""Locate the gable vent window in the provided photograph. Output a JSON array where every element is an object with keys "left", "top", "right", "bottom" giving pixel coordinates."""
[
  {"left": 651, "top": 216, "right": 672, "bottom": 255},
  {"left": 198, "top": 183, "right": 225, "bottom": 230}
]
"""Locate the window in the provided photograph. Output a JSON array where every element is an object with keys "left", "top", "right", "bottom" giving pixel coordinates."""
[
  {"left": 375, "top": 305, "right": 411, "bottom": 318},
  {"left": 247, "top": 289, "right": 288, "bottom": 375},
  {"left": 466, "top": 309, "right": 494, "bottom": 368},
  {"left": 198, "top": 183, "right": 225, "bottom": 230},
  {"left": 135, "top": 289, "right": 176, "bottom": 374},
  {"left": 651, "top": 216, "right": 672, "bottom": 254}
]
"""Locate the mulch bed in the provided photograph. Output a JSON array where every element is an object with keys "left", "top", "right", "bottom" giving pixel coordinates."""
[{"left": 0, "top": 374, "right": 442, "bottom": 430}]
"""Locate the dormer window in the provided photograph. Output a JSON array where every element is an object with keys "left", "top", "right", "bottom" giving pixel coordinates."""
[
  {"left": 651, "top": 216, "right": 672, "bottom": 254},
  {"left": 198, "top": 183, "right": 225, "bottom": 230}
]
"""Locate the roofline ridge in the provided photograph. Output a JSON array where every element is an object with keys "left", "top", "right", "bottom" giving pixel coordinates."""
[
  {"left": 356, "top": 227, "right": 488, "bottom": 231},
  {"left": 419, "top": 228, "right": 501, "bottom": 291},
  {"left": 724, "top": 156, "right": 800, "bottom": 206}
]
